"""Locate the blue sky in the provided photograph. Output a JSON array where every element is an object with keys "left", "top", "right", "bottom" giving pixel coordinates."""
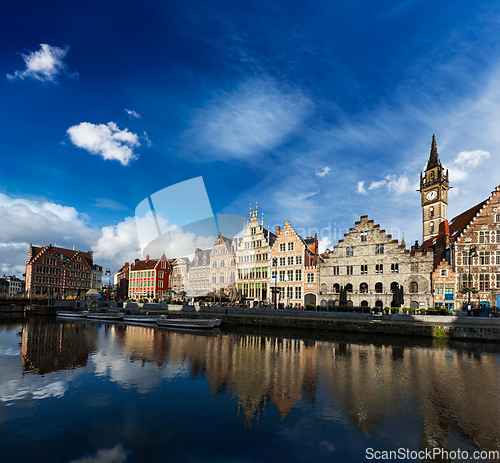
[{"left": 1, "top": 0, "right": 500, "bottom": 275}]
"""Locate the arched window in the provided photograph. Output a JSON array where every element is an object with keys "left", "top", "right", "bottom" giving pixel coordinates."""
[
  {"left": 333, "top": 283, "right": 340, "bottom": 293},
  {"left": 345, "top": 283, "right": 353, "bottom": 293},
  {"left": 430, "top": 206, "right": 434, "bottom": 218},
  {"left": 390, "top": 282, "right": 399, "bottom": 293},
  {"left": 320, "top": 283, "right": 327, "bottom": 292},
  {"left": 375, "top": 300, "right": 383, "bottom": 307},
  {"left": 430, "top": 222, "right": 434, "bottom": 233},
  {"left": 360, "top": 282, "right": 368, "bottom": 293},
  {"left": 375, "top": 282, "right": 383, "bottom": 293},
  {"left": 361, "top": 300, "right": 368, "bottom": 307},
  {"left": 410, "top": 281, "right": 418, "bottom": 293}
]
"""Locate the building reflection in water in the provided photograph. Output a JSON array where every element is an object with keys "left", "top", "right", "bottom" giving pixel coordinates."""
[{"left": 20, "top": 320, "right": 500, "bottom": 458}]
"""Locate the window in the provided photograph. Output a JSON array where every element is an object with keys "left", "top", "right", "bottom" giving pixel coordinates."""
[
  {"left": 295, "top": 287, "right": 302, "bottom": 300},
  {"left": 287, "top": 286, "right": 293, "bottom": 298},
  {"left": 440, "top": 269, "right": 447, "bottom": 276},
  {"left": 333, "top": 266, "right": 339, "bottom": 275},
  {"left": 434, "top": 283, "right": 444, "bottom": 295},
  {"left": 306, "top": 273, "right": 314, "bottom": 283},
  {"left": 410, "top": 282, "right": 418, "bottom": 293},
  {"left": 479, "top": 274, "right": 490, "bottom": 291},
  {"left": 430, "top": 206, "right": 434, "bottom": 218},
  {"left": 333, "top": 283, "right": 340, "bottom": 293},
  {"left": 496, "top": 214, "right": 500, "bottom": 222},
  {"left": 360, "top": 282, "right": 368, "bottom": 293},
  {"left": 159, "top": 271, "right": 164, "bottom": 278},
  {"left": 479, "top": 251, "right": 490, "bottom": 265},
  {"left": 391, "top": 263, "right": 399, "bottom": 273},
  {"left": 279, "top": 243, "right": 286, "bottom": 252},
  {"left": 279, "top": 271, "right": 285, "bottom": 282},
  {"left": 279, "top": 257, "right": 285, "bottom": 266},
  {"left": 295, "top": 255, "right": 302, "bottom": 265},
  {"left": 497, "top": 274, "right": 500, "bottom": 288},
  {"left": 497, "top": 252, "right": 500, "bottom": 265},
  {"left": 295, "top": 270, "right": 302, "bottom": 281},
  {"left": 361, "top": 265, "right": 367, "bottom": 275},
  {"left": 346, "top": 247, "right": 354, "bottom": 257},
  {"left": 287, "top": 270, "right": 293, "bottom": 281},
  {"left": 375, "top": 244, "right": 384, "bottom": 255},
  {"left": 288, "top": 242, "right": 294, "bottom": 251},
  {"left": 375, "top": 282, "right": 383, "bottom": 293},
  {"left": 479, "top": 231, "right": 490, "bottom": 244},
  {"left": 159, "top": 280, "right": 163, "bottom": 288},
  {"left": 430, "top": 222, "right": 434, "bottom": 233},
  {"left": 497, "top": 230, "right": 500, "bottom": 243},
  {"left": 375, "top": 264, "right": 383, "bottom": 274},
  {"left": 360, "top": 232, "right": 367, "bottom": 242},
  {"left": 346, "top": 266, "right": 353, "bottom": 275},
  {"left": 287, "top": 256, "right": 294, "bottom": 266},
  {"left": 161, "top": 261, "right": 166, "bottom": 269}
]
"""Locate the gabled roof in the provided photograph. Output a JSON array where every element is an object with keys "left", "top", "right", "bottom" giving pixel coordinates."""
[
  {"left": 27, "top": 244, "right": 93, "bottom": 267},
  {"left": 130, "top": 259, "right": 159, "bottom": 271},
  {"left": 420, "top": 199, "right": 488, "bottom": 250}
]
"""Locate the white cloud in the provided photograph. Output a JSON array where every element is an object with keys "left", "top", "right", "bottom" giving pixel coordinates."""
[
  {"left": 125, "top": 109, "right": 141, "bottom": 119},
  {"left": 318, "top": 236, "right": 332, "bottom": 253},
  {"left": 7, "top": 44, "right": 73, "bottom": 83},
  {"left": 367, "top": 174, "right": 415, "bottom": 195},
  {"left": 447, "top": 150, "right": 490, "bottom": 184},
  {"left": 357, "top": 181, "right": 367, "bottom": 194},
  {"left": 143, "top": 131, "right": 153, "bottom": 147},
  {"left": 316, "top": 166, "right": 331, "bottom": 177},
  {"left": 91, "top": 217, "right": 142, "bottom": 270},
  {"left": 187, "top": 78, "right": 314, "bottom": 158},
  {"left": 93, "top": 198, "right": 129, "bottom": 211},
  {"left": 67, "top": 122, "right": 140, "bottom": 166}
]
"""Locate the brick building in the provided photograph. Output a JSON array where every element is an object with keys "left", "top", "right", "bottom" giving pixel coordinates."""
[
  {"left": 114, "top": 262, "right": 130, "bottom": 301},
  {"left": 25, "top": 244, "right": 93, "bottom": 298},
  {"left": 431, "top": 260, "right": 457, "bottom": 312},
  {"left": 318, "top": 216, "right": 434, "bottom": 310},
  {"left": 270, "top": 221, "right": 319, "bottom": 308},
  {"left": 128, "top": 254, "right": 171, "bottom": 301}
]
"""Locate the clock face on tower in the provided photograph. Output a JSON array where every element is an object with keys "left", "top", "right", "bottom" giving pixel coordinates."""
[{"left": 426, "top": 190, "right": 437, "bottom": 201}]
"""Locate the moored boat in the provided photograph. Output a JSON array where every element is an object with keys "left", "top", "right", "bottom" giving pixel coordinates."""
[
  {"left": 57, "top": 310, "right": 89, "bottom": 318},
  {"left": 123, "top": 315, "right": 158, "bottom": 324},
  {"left": 156, "top": 316, "right": 221, "bottom": 329},
  {"left": 86, "top": 312, "right": 124, "bottom": 321}
]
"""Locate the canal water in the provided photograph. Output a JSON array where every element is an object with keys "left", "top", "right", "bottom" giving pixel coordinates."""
[{"left": 1, "top": 318, "right": 499, "bottom": 463}]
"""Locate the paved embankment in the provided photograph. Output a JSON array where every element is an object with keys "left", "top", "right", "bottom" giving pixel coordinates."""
[{"left": 52, "top": 300, "right": 500, "bottom": 342}]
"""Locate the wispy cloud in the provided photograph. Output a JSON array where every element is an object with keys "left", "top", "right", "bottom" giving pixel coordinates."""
[
  {"left": 125, "top": 109, "right": 141, "bottom": 119},
  {"left": 357, "top": 181, "right": 366, "bottom": 194},
  {"left": 68, "top": 444, "right": 128, "bottom": 463},
  {"left": 316, "top": 166, "right": 331, "bottom": 177},
  {"left": 187, "top": 78, "right": 314, "bottom": 159},
  {"left": 367, "top": 174, "right": 415, "bottom": 195},
  {"left": 7, "top": 44, "right": 74, "bottom": 83},
  {"left": 67, "top": 122, "right": 140, "bottom": 166},
  {"left": 93, "top": 199, "right": 129, "bottom": 211}
]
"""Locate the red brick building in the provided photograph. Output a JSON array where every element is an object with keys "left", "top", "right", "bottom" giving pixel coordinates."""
[
  {"left": 114, "top": 262, "right": 130, "bottom": 301},
  {"left": 26, "top": 244, "right": 93, "bottom": 298},
  {"left": 128, "top": 254, "right": 171, "bottom": 301}
]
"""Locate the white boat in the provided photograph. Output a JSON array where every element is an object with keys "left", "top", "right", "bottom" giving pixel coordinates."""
[
  {"left": 123, "top": 315, "right": 158, "bottom": 324},
  {"left": 86, "top": 312, "right": 124, "bottom": 321},
  {"left": 156, "top": 317, "right": 221, "bottom": 329},
  {"left": 57, "top": 310, "right": 89, "bottom": 318}
]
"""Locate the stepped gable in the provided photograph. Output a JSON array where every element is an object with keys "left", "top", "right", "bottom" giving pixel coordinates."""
[{"left": 420, "top": 199, "right": 488, "bottom": 251}]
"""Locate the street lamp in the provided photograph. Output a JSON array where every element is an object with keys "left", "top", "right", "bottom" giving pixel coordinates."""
[
  {"left": 105, "top": 268, "right": 111, "bottom": 300},
  {"left": 466, "top": 245, "right": 477, "bottom": 315}
]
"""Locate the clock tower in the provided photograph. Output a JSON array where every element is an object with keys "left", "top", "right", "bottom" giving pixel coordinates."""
[{"left": 419, "top": 135, "right": 449, "bottom": 243}]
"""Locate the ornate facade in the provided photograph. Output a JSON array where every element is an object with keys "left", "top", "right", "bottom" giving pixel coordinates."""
[
  {"left": 236, "top": 205, "right": 276, "bottom": 304},
  {"left": 270, "top": 221, "right": 319, "bottom": 308},
  {"left": 318, "top": 216, "right": 433, "bottom": 310},
  {"left": 210, "top": 233, "right": 237, "bottom": 293}
]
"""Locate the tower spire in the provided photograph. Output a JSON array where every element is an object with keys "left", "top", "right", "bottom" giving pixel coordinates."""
[{"left": 426, "top": 134, "right": 442, "bottom": 170}]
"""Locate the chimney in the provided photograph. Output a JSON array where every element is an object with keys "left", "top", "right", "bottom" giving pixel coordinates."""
[{"left": 275, "top": 226, "right": 281, "bottom": 236}]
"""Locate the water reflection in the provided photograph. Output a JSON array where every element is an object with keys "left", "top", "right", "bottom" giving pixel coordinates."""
[{"left": 12, "top": 320, "right": 500, "bottom": 459}]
